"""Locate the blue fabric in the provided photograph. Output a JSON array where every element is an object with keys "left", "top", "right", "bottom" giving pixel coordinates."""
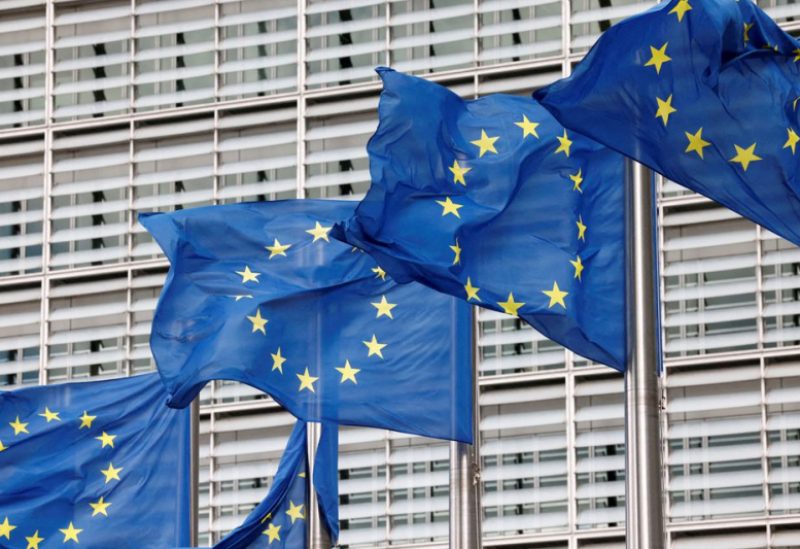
[
  {"left": 0, "top": 373, "right": 191, "bottom": 548},
  {"left": 337, "top": 68, "right": 626, "bottom": 370},
  {"left": 535, "top": 0, "right": 800, "bottom": 246},
  {"left": 213, "top": 420, "right": 339, "bottom": 549},
  {"left": 140, "top": 200, "right": 473, "bottom": 442}
]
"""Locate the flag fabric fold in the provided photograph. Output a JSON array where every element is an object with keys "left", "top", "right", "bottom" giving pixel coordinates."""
[
  {"left": 140, "top": 200, "right": 473, "bottom": 442},
  {"left": 0, "top": 373, "right": 191, "bottom": 548},
  {"left": 535, "top": 0, "right": 800, "bottom": 246},
  {"left": 213, "top": 420, "right": 339, "bottom": 549},
  {"left": 336, "top": 68, "right": 626, "bottom": 370}
]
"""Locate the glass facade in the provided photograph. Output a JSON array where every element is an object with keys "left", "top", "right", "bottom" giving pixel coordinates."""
[{"left": 1, "top": 0, "right": 800, "bottom": 547}]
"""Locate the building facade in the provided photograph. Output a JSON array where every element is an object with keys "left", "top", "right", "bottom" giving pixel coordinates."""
[{"left": 1, "top": 0, "right": 800, "bottom": 547}]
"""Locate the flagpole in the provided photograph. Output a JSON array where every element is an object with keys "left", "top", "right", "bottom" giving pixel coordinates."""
[
  {"left": 624, "top": 159, "right": 664, "bottom": 549},
  {"left": 449, "top": 306, "right": 482, "bottom": 549},
  {"left": 189, "top": 397, "right": 199, "bottom": 546},
  {"left": 307, "top": 422, "right": 331, "bottom": 549}
]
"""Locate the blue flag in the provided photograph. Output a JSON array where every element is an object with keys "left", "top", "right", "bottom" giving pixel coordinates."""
[
  {"left": 535, "top": 0, "right": 800, "bottom": 246},
  {"left": 336, "top": 69, "right": 626, "bottom": 370},
  {"left": 214, "top": 420, "right": 339, "bottom": 548},
  {"left": 0, "top": 373, "right": 190, "bottom": 548},
  {"left": 140, "top": 200, "right": 472, "bottom": 442}
]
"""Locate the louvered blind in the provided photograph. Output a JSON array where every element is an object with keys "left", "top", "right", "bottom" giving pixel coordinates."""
[{"left": 0, "top": 4, "right": 46, "bottom": 128}]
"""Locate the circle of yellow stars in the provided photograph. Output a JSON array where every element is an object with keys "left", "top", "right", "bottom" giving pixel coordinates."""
[
  {"left": 234, "top": 222, "right": 407, "bottom": 394},
  {"left": 640, "top": 0, "right": 799, "bottom": 182},
  {"left": 1, "top": 406, "right": 123, "bottom": 547},
  {"left": 433, "top": 110, "right": 590, "bottom": 319}
]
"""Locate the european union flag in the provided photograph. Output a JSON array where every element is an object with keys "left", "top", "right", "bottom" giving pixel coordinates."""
[
  {"left": 140, "top": 200, "right": 472, "bottom": 442},
  {"left": 337, "top": 69, "right": 626, "bottom": 370},
  {"left": 214, "top": 420, "right": 338, "bottom": 548},
  {"left": 535, "top": 0, "right": 800, "bottom": 246},
  {"left": 0, "top": 373, "right": 190, "bottom": 548}
]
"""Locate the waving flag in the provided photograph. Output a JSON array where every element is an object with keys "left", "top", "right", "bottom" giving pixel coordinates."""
[
  {"left": 0, "top": 373, "right": 190, "bottom": 548},
  {"left": 140, "top": 200, "right": 472, "bottom": 442},
  {"left": 337, "top": 69, "right": 626, "bottom": 370},
  {"left": 214, "top": 420, "right": 338, "bottom": 548},
  {"left": 535, "top": 0, "right": 800, "bottom": 246}
]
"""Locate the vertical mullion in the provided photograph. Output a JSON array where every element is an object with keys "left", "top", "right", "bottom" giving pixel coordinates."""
[
  {"left": 384, "top": 430, "right": 392, "bottom": 544},
  {"left": 130, "top": 0, "right": 136, "bottom": 114},
  {"left": 562, "top": 0, "right": 571, "bottom": 75},
  {"left": 759, "top": 354, "right": 771, "bottom": 524},
  {"left": 565, "top": 371, "right": 578, "bottom": 547},
  {"left": 296, "top": 0, "right": 306, "bottom": 200},
  {"left": 213, "top": 0, "right": 220, "bottom": 103}
]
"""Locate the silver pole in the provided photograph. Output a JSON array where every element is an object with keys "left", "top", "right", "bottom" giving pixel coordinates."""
[
  {"left": 307, "top": 422, "right": 331, "bottom": 549},
  {"left": 189, "top": 397, "right": 200, "bottom": 546},
  {"left": 449, "top": 307, "right": 482, "bottom": 549},
  {"left": 624, "top": 159, "right": 665, "bottom": 549}
]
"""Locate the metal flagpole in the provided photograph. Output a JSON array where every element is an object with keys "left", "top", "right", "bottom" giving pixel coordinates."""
[
  {"left": 449, "top": 307, "right": 482, "bottom": 549},
  {"left": 307, "top": 422, "right": 331, "bottom": 549},
  {"left": 623, "top": 158, "right": 665, "bottom": 549},
  {"left": 189, "top": 397, "right": 200, "bottom": 546}
]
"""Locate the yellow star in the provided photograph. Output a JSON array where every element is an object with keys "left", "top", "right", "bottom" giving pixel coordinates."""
[
  {"left": 554, "top": 129, "right": 572, "bottom": 157},
  {"left": 570, "top": 256, "right": 585, "bottom": 281},
  {"left": 260, "top": 512, "right": 272, "bottom": 524},
  {"left": 285, "top": 501, "right": 306, "bottom": 524},
  {"left": 644, "top": 42, "right": 671, "bottom": 74},
  {"left": 372, "top": 266, "right": 387, "bottom": 280},
  {"left": 744, "top": 22, "right": 753, "bottom": 44},
  {"left": 684, "top": 128, "right": 711, "bottom": 158},
  {"left": 78, "top": 410, "right": 96, "bottom": 429},
  {"left": 0, "top": 517, "right": 16, "bottom": 539},
  {"left": 569, "top": 169, "right": 583, "bottom": 193},
  {"left": 543, "top": 281, "right": 569, "bottom": 309},
  {"left": 730, "top": 143, "right": 762, "bottom": 171},
  {"left": 25, "top": 530, "right": 44, "bottom": 549},
  {"left": 363, "top": 335, "right": 387, "bottom": 358},
  {"left": 296, "top": 368, "right": 319, "bottom": 393},
  {"left": 265, "top": 238, "right": 291, "bottom": 259},
  {"left": 498, "top": 293, "right": 524, "bottom": 317},
  {"left": 514, "top": 114, "right": 540, "bottom": 139},
  {"left": 793, "top": 48, "right": 800, "bottom": 62},
  {"left": 101, "top": 463, "right": 123, "bottom": 484},
  {"left": 271, "top": 347, "right": 286, "bottom": 373},
  {"left": 306, "top": 221, "right": 332, "bottom": 243},
  {"left": 669, "top": 0, "right": 692, "bottom": 22},
  {"left": 576, "top": 215, "right": 587, "bottom": 241},
  {"left": 9, "top": 416, "right": 28, "bottom": 435},
  {"left": 371, "top": 295, "right": 397, "bottom": 319},
  {"left": 784, "top": 128, "right": 800, "bottom": 154},
  {"left": 436, "top": 196, "right": 463, "bottom": 218},
  {"left": 247, "top": 308, "right": 268, "bottom": 335},
  {"left": 449, "top": 239, "right": 462, "bottom": 265},
  {"left": 449, "top": 160, "right": 471, "bottom": 185},
  {"left": 89, "top": 496, "right": 111, "bottom": 517},
  {"left": 464, "top": 277, "right": 481, "bottom": 302},
  {"left": 59, "top": 522, "right": 82, "bottom": 543},
  {"left": 655, "top": 94, "right": 676, "bottom": 126},
  {"left": 262, "top": 522, "right": 281, "bottom": 543},
  {"left": 235, "top": 265, "right": 260, "bottom": 283},
  {"left": 298, "top": 472, "right": 306, "bottom": 478},
  {"left": 336, "top": 360, "right": 360, "bottom": 384},
  {"left": 95, "top": 431, "right": 117, "bottom": 449},
  {"left": 794, "top": 97, "right": 800, "bottom": 111},
  {"left": 38, "top": 407, "right": 61, "bottom": 423},
  {"left": 470, "top": 129, "right": 499, "bottom": 157},
  {"left": 0, "top": 440, "right": 6, "bottom": 452},
  {"left": 234, "top": 294, "right": 253, "bottom": 301}
]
